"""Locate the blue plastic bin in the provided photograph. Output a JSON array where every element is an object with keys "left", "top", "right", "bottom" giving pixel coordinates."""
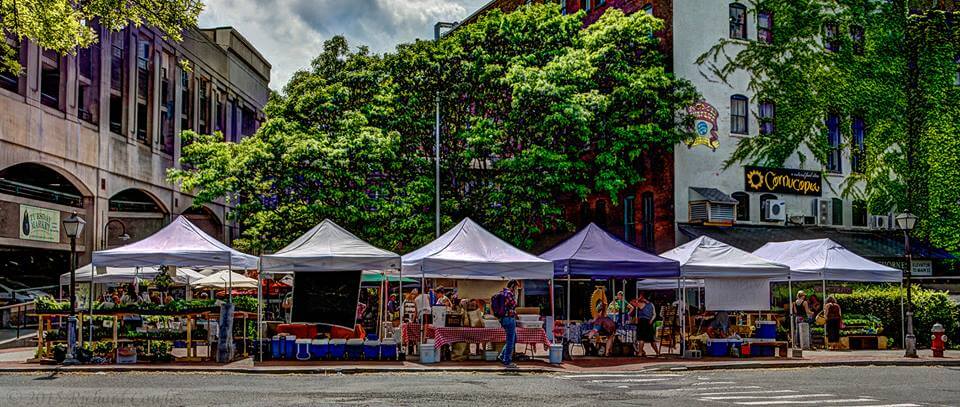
[
  {"left": 271, "top": 335, "right": 283, "bottom": 359},
  {"left": 707, "top": 339, "right": 730, "bottom": 357},
  {"left": 364, "top": 340, "right": 380, "bottom": 360},
  {"left": 284, "top": 335, "right": 298, "bottom": 359},
  {"left": 756, "top": 321, "right": 777, "bottom": 339},
  {"left": 380, "top": 339, "right": 397, "bottom": 360},
  {"left": 346, "top": 339, "right": 364, "bottom": 360},
  {"left": 296, "top": 339, "right": 312, "bottom": 361},
  {"left": 329, "top": 339, "right": 347, "bottom": 359},
  {"left": 310, "top": 339, "right": 329, "bottom": 360}
]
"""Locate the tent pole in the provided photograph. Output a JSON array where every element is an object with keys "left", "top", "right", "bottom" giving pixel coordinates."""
[
  {"left": 679, "top": 276, "right": 685, "bottom": 357},
  {"left": 420, "top": 276, "right": 426, "bottom": 346},
  {"left": 88, "top": 264, "right": 95, "bottom": 345},
  {"left": 228, "top": 258, "right": 233, "bottom": 304},
  {"left": 549, "top": 278, "right": 555, "bottom": 323},
  {"left": 565, "top": 272, "right": 571, "bottom": 322},
  {"left": 257, "top": 260, "right": 263, "bottom": 363},
  {"left": 788, "top": 278, "right": 794, "bottom": 350}
]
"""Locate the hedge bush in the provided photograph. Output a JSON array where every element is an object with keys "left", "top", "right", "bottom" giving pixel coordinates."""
[{"left": 836, "top": 285, "right": 959, "bottom": 347}]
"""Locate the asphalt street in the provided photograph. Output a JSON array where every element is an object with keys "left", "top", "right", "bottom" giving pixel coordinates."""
[{"left": 0, "top": 366, "right": 956, "bottom": 406}]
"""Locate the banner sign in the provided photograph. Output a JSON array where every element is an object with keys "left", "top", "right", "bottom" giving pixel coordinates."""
[
  {"left": 879, "top": 259, "right": 933, "bottom": 277},
  {"left": 685, "top": 100, "right": 720, "bottom": 151},
  {"left": 744, "top": 166, "right": 822, "bottom": 196},
  {"left": 19, "top": 205, "right": 61, "bottom": 243}
]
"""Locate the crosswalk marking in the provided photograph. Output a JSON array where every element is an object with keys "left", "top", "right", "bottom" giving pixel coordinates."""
[
  {"left": 691, "top": 381, "right": 736, "bottom": 386},
  {"left": 733, "top": 398, "right": 877, "bottom": 405},
  {"left": 701, "top": 393, "right": 834, "bottom": 401},
  {"left": 558, "top": 373, "right": 680, "bottom": 379},
  {"left": 847, "top": 404, "right": 920, "bottom": 407},
  {"left": 591, "top": 378, "right": 673, "bottom": 383},
  {"left": 691, "top": 386, "right": 762, "bottom": 391},
  {"left": 696, "top": 389, "right": 797, "bottom": 396}
]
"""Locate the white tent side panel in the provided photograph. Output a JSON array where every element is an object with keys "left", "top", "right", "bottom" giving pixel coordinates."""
[{"left": 704, "top": 278, "right": 771, "bottom": 310}]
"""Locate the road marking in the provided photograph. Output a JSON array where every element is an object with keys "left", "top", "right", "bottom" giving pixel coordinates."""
[
  {"left": 847, "top": 404, "right": 919, "bottom": 407},
  {"left": 558, "top": 374, "right": 681, "bottom": 379},
  {"left": 701, "top": 393, "right": 833, "bottom": 401},
  {"left": 691, "top": 381, "right": 736, "bottom": 386},
  {"left": 696, "top": 390, "right": 798, "bottom": 396},
  {"left": 590, "top": 378, "right": 673, "bottom": 383},
  {"left": 690, "top": 386, "right": 762, "bottom": 391},
  {"left": 733, "top": 398, "right": 877, "bottom": 405}
]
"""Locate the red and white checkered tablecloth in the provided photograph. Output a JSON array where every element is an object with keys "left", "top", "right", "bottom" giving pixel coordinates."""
[
  {"left": 399, "top": 324, "right": 550, "bottom": 351},
  {"left": 401, "top": 323, "right": 436, "bottom": 345}
]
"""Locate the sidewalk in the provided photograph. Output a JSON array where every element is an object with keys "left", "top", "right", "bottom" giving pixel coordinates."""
[{"left": 0, "top": 347, "right": 957, "bottom": 374}]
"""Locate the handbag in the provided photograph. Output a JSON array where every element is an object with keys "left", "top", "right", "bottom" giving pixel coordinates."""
[{"left": 815, "top": 312, "right": 826, "bottom": 326}]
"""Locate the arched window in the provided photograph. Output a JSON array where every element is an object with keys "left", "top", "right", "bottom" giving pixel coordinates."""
[
  {"left": 579, "top": 201, "right": 591, "bottom": 227},
  {"left": 731, "top": 94, "right": 749, "bottom": 135},
  {"left": 732, "top": 192, "right": 751, "bottom": 222},
  {"left": 0, "top": 163, "right": 84, "bottom": 207},
  {"left": 826, "top": 114, "right": 842, "bottom": 173},
  {"left": 594, "top": 199, "right": 608, "bottom": 227},
  {"left": 759, "top": 193, "right": 777, "bottom": 222},
  {"left": 729, "top": 3, "right": 747, "bottom": 39},
  {"left": 759, "top": 101, "right": 775, "bottom": 135},
  {"left": 851, "top": 117, "right": 866, "bottom": 173},
  {"left": 623, "top": 195, "right": 636, "bottom": 244},
  {"left": 640, "top": 192, "right": 655, "bottom": 252},
  {"left": 758, "top": 10, "right": 773, "bottom": 43}
]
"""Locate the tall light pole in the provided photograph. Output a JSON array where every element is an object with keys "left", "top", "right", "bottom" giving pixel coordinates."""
[
  {"left": 434, "top": 21, "right": 457, "bottom": 238},
  {"left": 62, "top": 212, "right": 86, "bottom": 365},
  {"left": 896, "top": 211, "right": 918, "bottom": 358}
]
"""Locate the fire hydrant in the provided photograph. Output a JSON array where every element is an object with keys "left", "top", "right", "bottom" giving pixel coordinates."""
[{"left": 931, "top": 323, "right": 948, "bottom": 358}]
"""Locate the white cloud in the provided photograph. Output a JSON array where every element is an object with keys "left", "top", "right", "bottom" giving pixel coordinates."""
[{"left": 199, "top": 0, "right": 483, "bottom": 89}]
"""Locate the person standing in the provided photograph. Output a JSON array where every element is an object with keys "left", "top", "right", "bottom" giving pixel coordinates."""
[
  {"left": 493, "top": 280, "right": 519, "bottom": 369},
  {"left": 794, "top": 291, "right": 813, "bottom": 347},
  {"left": 824, "top": 296, "right": 843, "bottom": 350},
  {"left": 634, "top": 293, "right": 659, "bottom": 357}
]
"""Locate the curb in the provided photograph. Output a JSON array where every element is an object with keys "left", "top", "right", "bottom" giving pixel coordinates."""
[{"left": 0, "top": 359, "right": 958, "bottom": 374}]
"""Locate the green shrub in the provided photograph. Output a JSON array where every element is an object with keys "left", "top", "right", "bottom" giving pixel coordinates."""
[{"left": 836, "top": 285, "right": 959, "bottom": 347}]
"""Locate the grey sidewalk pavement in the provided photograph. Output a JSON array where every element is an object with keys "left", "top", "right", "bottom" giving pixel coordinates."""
[{"left": 0, "top": 347, "right": 957, "bottom": 374}]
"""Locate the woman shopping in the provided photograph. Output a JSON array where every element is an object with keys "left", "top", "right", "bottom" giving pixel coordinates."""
[{"left": 823, "top": 296, "right": 843, "bottom": 351}]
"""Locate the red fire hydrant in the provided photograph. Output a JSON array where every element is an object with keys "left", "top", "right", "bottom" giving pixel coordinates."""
[{"left": 931, "top": 323, "right": 948, "bottom": 358}]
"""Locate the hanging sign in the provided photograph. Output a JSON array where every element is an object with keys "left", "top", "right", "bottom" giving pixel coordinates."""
[
  {"left": 685, "top": 100, "right": 720, "bottom": 151},
  {"left": 744, "top": 166, "right": 822, "bottom": 196},
  {"left": 19, "top": 205, "right": 61, "bottom": 243}
]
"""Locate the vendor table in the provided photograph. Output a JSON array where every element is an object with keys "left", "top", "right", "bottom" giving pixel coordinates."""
[{"left": 401, "top": 323, "right": 550, "bottom": 351}]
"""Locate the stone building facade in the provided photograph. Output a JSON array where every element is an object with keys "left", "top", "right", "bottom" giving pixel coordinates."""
[{"left": 0, "top": 25, "right": 270, "bottom": 289}]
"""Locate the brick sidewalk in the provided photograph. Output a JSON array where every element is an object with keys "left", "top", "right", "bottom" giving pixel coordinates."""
[{"left": 0, "top": 347, "right": 956, "bottom": 373}]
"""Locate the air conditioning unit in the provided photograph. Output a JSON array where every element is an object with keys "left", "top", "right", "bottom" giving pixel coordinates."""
[
  {"left": 814, "top": 199, "right": 832, "bottom": 226},
  {"left": 764, "top": 200, "right": 787, "bottom": 221},
  {"left": 872, "top": 214, "right": 892, "bottom": 230}
]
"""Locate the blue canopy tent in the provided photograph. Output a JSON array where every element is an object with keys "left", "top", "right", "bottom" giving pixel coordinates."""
[{"left": 540, "top": 223, "right": 680, "bottom": 322}]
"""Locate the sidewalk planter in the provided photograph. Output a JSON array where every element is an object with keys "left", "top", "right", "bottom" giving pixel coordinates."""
[
  {"left": 346, "top": 339, "right": 364, "bottom": 360},
  {"left": 364, "top": 340, "right": 380, "bottom": 360},
  {"left": 329, "top": 339, "right": 347, "bottom": 359}
]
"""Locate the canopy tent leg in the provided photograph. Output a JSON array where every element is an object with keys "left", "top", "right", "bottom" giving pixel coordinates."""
[
  {"left": 679, "top": 277, "right": 685, "bottom": 357},
  {"left": 228, "top": 258, "right": 234, "bottom": 303},
  {"left": 549, "top": 278, "right": 555, "bottom": 322},
  {"left": 256, "top": 261, "right": 263, "bottom": 363},
  {"left": 788, "top": 278, "right": 794, "bottom": 350},
  {"left": 420, "top": 276, "right": 426, "bottom": 346},
  {"left": 565, "top": 273, "right": 571, "bottom": 322},
  {"left": 88, "top": 264, "right": 95, "bottom": 345}
]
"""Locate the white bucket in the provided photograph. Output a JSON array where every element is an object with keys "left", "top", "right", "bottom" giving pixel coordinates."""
[
  {"left": 548, "top": 343, "right": 563, "bottom": 364},
  {"left": 419, "top": 343, "right": 437, "bottom": 364}
]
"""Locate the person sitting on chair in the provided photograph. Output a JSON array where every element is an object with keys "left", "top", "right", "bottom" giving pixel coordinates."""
[{"left": 584, "top": 315, "right": 617, "bottom": 357}]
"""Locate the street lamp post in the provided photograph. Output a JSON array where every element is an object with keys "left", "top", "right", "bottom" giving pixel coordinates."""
[
  {"left": 896, "top": 211, "right": 918, "bottom": 358},
  {"left": 62, "top": 212, "right": 86, "bottom": 365},
  {"left": 434, "top": 21, "right": 457, "bottom": 238}
]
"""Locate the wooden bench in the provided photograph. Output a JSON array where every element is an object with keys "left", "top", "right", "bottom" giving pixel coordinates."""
[
  {"left": 748, "top": 341, "right": 789, "bottom": 357},
  {"left": 845, "top": 335, "right": 880, "bottom": 350}
]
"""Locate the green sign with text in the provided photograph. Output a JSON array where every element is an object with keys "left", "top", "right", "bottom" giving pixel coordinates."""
[{"left": 19, "top": 205, "right": 60, "bottom": 243}]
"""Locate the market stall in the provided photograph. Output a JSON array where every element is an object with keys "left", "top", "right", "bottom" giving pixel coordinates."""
[
  {"left": 660, "top": 236, "right": 790, "bottom": 357},
  {"left": 753, "top": 238, "right": 902, "bottom": 350},
  {"left": 401, "top": 218, "right": 554, "bottom": 362},
  {"left": 259, "top": 219, "right": 401, "bottom": 362}
]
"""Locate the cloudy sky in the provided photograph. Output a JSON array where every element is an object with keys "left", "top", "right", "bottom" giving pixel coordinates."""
[{"left": 199, "top": 0, "right": 485, "bottom": 90}]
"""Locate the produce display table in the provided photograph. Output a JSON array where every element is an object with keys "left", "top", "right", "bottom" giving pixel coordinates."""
[{"left": 401, "top": 323, "right": 550, "bottom": 351}]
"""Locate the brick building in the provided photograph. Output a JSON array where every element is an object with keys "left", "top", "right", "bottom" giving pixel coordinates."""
[{"left": 0, "top": 25, "right": 270, "bottom": 291}]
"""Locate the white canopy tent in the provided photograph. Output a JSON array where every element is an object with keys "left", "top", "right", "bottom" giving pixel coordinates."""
[
  {"left": 60, "top": 265, "right": 207, "bottom": 285},
  {"left": 192, "top": 270, "right": 259, "bottom": 289},
  {"left": 401, "top": 217, "right": 552, "bottom": 280},
  {"left": 261, "top": 219, "right": 400, "bottom": 273}
]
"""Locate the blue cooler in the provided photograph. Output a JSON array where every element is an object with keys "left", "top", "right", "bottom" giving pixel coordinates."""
[
  {"left": 329, "top": 339, "right": 347, "bottom": 359},
  {"left": 756, "top": 321, "right": 777, "bottom": 339},
  {"left": 380, "top": 339, "right": 398, "bottom": 360},
  {"left": 364, "top": 340, "right": 380, "bottom": 360},
  {"left": 346, "top": 339, "right": 364, "bottom": 360},
  {"left": 310, "top": 339, "right": 329, "bottom": 360},
  {"left": 271, "top": 335, "right": 283, "bottom": 359},
  {"left": 296, "top": 339, "right": 312, "bottom": 361},
  {"left": 707, "top": 339, "right": 730, "bottom": 357},
  {"left": 284, "top": 335, "right": 298, "bottom": 359}
]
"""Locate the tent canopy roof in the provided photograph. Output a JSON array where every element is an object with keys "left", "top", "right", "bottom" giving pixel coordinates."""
[
  {"left": 92, "top": 216, "right": 258, "bottom": 269},
  {"left": 261, "top": 219, "right": 400, "bottom": 272},
  {"left": 753, "top": 238, "right": 901, "bottom": 282},
  {"left": 60, "top": 265, "right": 208, "bottom": 285},
  {"left": 191, "top": 269, "right": 258, "bottom": 289},
  {"left": 401, "top": 218, "right": 552, "bottom": 280},
  {"left": 659, "top": 236, "right": 789, "bottom": 278},
  {"left": 540, "top": 223, "right": 680, "bottom": 278}
]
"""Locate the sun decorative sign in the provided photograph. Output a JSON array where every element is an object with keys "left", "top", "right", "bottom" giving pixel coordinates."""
[
  {"left": 685, "top": 100, "right": 720, "bottom": 151},
  {"left": 744, "top": 166, "right": 822, "bottom": 196}
]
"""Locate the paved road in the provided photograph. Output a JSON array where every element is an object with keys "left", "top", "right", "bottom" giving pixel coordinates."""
[{"left": 0, "top": 366, "right": 956, "bottom": 406}]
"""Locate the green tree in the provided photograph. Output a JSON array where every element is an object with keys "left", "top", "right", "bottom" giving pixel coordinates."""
[
  {"left": 171, "top": 4, "right": 697, "bottom": 252},
  {"left": 0, "top": 0, "right": 203, "bottom": 74}
]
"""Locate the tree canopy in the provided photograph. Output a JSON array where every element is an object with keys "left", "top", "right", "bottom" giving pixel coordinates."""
[
  {"left": 170, "top": 4, "right": 697, "bottom": 253},
  {"left": 0, "top": 0, "right": 203, "bottom": 74}
]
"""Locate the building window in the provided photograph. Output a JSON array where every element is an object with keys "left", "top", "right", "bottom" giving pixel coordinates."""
[
  {"left": 730, "top": 94, "right": 748, "bottom": 135},
  {"left": 136, "top": 37, "right": 152, "bottom": 145},
  {"left": 594, "top": 199, "right": 607, "bottom": 227},
  {"left": 241, "top": 105, "right": 257, "bottom": 136},
  {"left": 623, "top": 195, "right": 636, "bottom": 244},
  {"left": 160, "top": 52, "right": 175, "bottom": 154},
  {"left": 759, "top": 194, "right": 777, "bottom": 222},
  {"left": 851, "top": 25, "right": 864, "bottom": 55},
  {"left": 579, "top": 201, "right": 591, "bottom": 227},
  {"left": 758, "top": 11, "right": 773, "bottom": 44},
  {"left": 825, "top": 22, "right": 840, "bottom": 52},
  {"left": 581, "top": 0, "right": 590, "bottom": 11},
  {"left": 759, "top": 100, "right": 775, "bottom": 135},
  {"left": 180, "top": 67, "right": 193, "bottom": 133},
  {"left": 0, "top": 34, "right": 21, "bottom": 93},
  {"left": 40, "top": 50, "right": 61, "bottom": 109},
  {"left": 851, "top": 117, "right": 865, "bottom": 174},
  {"left": 732, "top": 192, "right": 750, "bottom": 222},
  {"left": 215, "top": 91, "right": 226, "bottom": 135},
  {"left": 826, "top": 114, "right": 842, "bottom": 173},
  {"left": 198, "top": 79, "right": 211, "bottom": 134},
  {"left": 110, "top": 31, "right": 126, "bottom": 135},
  {"left": 852, "top": 200, "right": 868, "bottom": 227},
  {"left": 729, "top": 3, "right": 747, "bottom": 40},
  {"left": 640, "top": 192, "right": 655, "bottom": 252},
  {"left": 832, "top": 198, "right": 843, "bottom": 226},
  {"left": 77, "top": 44, "right": 100, "bottom": 125}
]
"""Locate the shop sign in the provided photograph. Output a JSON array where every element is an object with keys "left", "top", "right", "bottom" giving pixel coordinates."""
[
  {"left": 19, "top": 205, "right": 60, "bottom": 243},
  {"left": 685, "top": 100, "right": 720, "bottom": 151},
  {"left": 877, "top": 259, "right": 933, "bottom": 277},
  {"left": 744, "top": 166, "right": 822, "bottom": 196}
]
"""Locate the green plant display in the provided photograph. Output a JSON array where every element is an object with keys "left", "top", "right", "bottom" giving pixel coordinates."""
[{"left": 836, "top": 285, "right": 959, "bottom": 347}]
